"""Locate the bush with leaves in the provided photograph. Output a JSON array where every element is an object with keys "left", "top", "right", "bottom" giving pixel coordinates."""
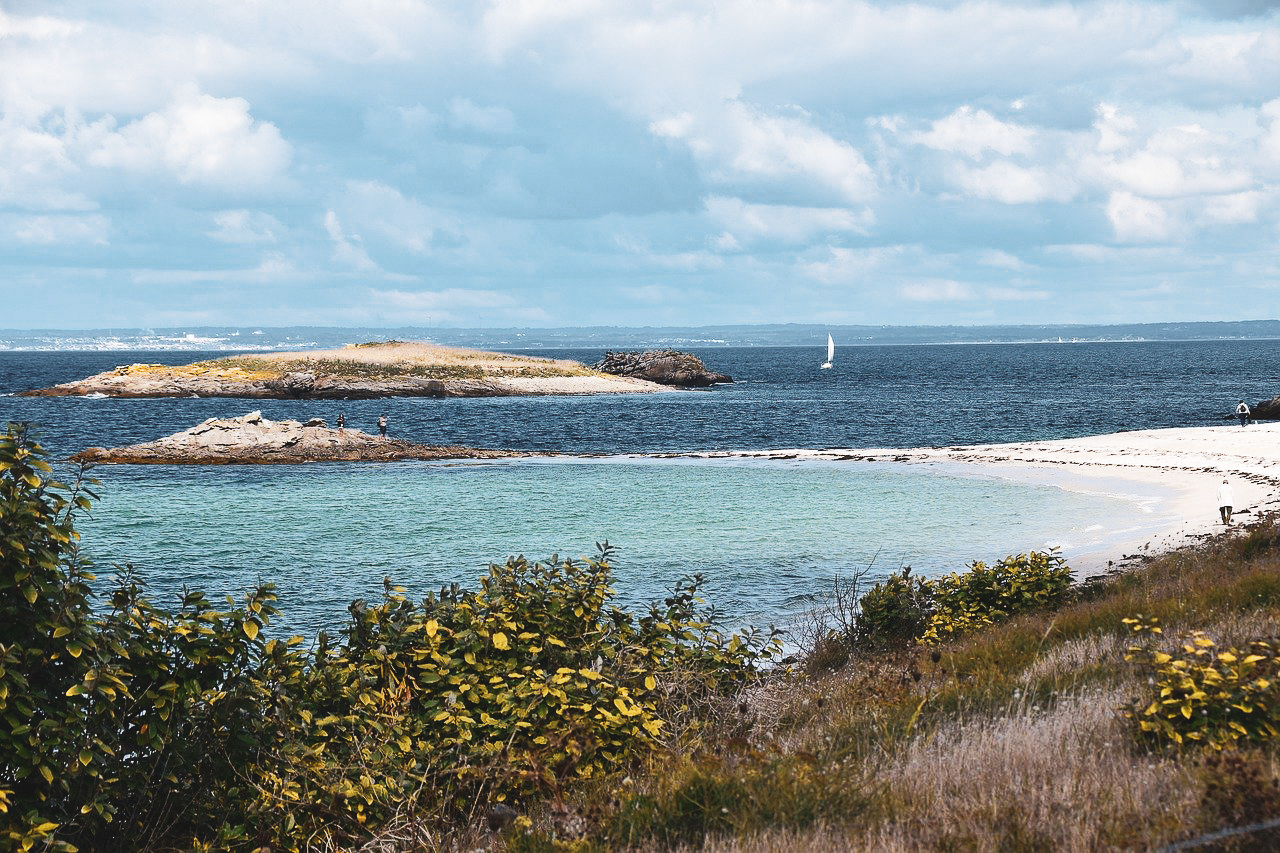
[
  {"left": 0, "top": 423, "right": 780, "bottom": 851},
  {"left": 843, "top": 551, "right": 1073, "bottom": 653},
  {"left": 1124, "top": 615, "right": 1280, "bottom": 750},
  {"left": 920, "top": 550, "right": 1073, "bottom": 645},
  {"left": 853, "top": 566, "right": 933, "bottom": 650}
]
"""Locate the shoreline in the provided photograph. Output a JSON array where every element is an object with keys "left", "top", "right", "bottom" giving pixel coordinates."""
[{"left": 631, "top": 422, "right": 1280, "bottom": 577}]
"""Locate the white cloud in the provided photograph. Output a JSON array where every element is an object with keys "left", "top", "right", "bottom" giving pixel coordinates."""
[
  {"left": 976, "top": 250, "right": 1027, "bottom": 271},
  {"left": 1103, "top": 123, "right": 1251, "bottom": 198},
  {"left": 88, "top": 89, "right": 291, "bottom": 190},
  {"left": 913, "top": 107, "right": 1036, "bottom": 160},
  {"left": 324, "top": 210, "right": 378, "bottom": 271},
  {"left": 651, "top": 101, "right": 876, "bottom": 205},
  {"left": 336, "top": 181, "right": 456, "bottom": 255},
  {"left": 950, "top": 160, "right": 1076, "bottom": 205},
  {"left": 1107, "top": 191, "right": 1174, "bottom": 242},
  {"left": 704, "top": 196, "right": 873, "bottom": 245},
  {"left": 801, "top": 245, "right": 905, "bottom": 284},
  {"left": 1198, "top": 190, "right": 1265, "bottom": 225},
  {"left": 1, "top": 213, "right": 109, "bottom": 245}
]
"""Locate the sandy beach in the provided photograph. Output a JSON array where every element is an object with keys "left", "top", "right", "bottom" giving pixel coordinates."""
[{"left": 682, "top": 422, "right": 1280, "bottom": 576}]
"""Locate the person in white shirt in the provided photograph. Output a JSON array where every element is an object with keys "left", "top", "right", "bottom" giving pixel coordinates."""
[
  {"left": 1217, "top": 478, "right": 1235, "bottom": 525},
  {"left": 1236, "top": 400, "right": 1250, "bottom": 427}
]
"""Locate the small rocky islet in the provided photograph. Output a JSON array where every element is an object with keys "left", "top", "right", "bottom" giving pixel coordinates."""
[
  {"left": 72, "top": 411, "right": 528, "bottom": 465},
  {"left": 21, "top": 342, "right": 732, "bottom": 399}
]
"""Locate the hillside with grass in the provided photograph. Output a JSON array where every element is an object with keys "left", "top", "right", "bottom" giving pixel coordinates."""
[{"left": 3, "top": 422, "right": 1279, "bottom": 851}]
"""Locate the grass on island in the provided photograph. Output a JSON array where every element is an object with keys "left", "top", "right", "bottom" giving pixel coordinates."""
[
  {"left": 107, "top": 341, "right": 602, "bottom": 383},
  {"left": 6, "top": 416, "right": 1280, "bottom": 851}
]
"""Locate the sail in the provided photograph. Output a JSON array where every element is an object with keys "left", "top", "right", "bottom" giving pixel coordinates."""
[{"left": 827, "top": 334, "right": 835, "bottom": 362}]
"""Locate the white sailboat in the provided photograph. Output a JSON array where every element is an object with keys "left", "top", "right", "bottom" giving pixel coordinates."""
[{"left": 821, "top": 334, "right": 834, "bottom": 369}]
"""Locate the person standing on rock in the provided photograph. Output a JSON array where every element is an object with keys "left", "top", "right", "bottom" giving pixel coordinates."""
[
  {"left": 1236, "top": 400, "right": 1250, "bottom": 426},
  {"left": 378, "top": 414, "right": 388, "bottom": 438},
  {"left": 1217, "top": 478, "right": 1235, "bottom": 525},
  {"left": 337, "top": 413, "right": 345, "bottom": 433}
]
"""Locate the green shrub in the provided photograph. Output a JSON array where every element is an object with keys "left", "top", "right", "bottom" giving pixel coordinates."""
[
  {"left": 1124, "top": 615, "right": 1280, "bottom": 750},
  {"left": 922, "top": 550, "right": 1073, "bottom": 645},
  {"left": 0, "top": 424, "right": 779, "bottom": 850},
  {"left": 855, "top": 567, "right": 933, "bottom": 650}
]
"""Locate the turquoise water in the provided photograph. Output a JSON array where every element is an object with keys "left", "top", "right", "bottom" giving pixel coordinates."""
[{"left": 78, "top": 455, "right": 1167, "bottom": 639}]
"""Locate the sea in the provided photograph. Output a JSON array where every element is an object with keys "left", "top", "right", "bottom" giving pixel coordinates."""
[{"left": 3, "top": 338, "right": 1277, "bottom": 642}]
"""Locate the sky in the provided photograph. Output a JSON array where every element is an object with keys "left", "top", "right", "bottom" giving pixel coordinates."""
[{"left": 2, "top": 1, "right": 1279, "bottom": 330}]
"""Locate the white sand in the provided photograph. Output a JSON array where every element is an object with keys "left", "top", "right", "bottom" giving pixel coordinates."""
[
  {"left": 678, "top": 423, "right": 1280, "bottom": 576},
  {"left": 495, "top": 375, "right": 669, "bottom": 394}
]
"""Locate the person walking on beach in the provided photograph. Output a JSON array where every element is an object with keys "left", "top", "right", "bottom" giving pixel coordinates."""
[
  {"left": 378, "top": 414, "right": 388, "bottom": 438},
  {"left": 1236, "top": 400, "right": 1251, "bottom": 427},
  {"left": 1217, "top": 478, "right": 1235, "bottom": 525}
]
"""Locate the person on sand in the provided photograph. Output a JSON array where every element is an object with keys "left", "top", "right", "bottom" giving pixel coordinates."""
[
  {"left": 1217, "top": 478, "right": 1235, "bottom": 525},
  {"left": 378, "top": 414, "right": 388, "bottom": 438},
  {"left": 1236, "top": 400, "right": 1250, "bottom": 427}
]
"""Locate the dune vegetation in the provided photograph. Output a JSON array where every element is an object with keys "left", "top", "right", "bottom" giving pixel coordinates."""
[
  {"left": 3, "top": 422, "right": 1280, "bottom": 851},
  {"left": 164, "top": 341, "right": 601, "bottom": 383}
]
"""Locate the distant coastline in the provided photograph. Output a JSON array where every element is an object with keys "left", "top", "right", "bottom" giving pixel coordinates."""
[{"left": 2, "top": 318, "right": 1279, "bottom": 352}]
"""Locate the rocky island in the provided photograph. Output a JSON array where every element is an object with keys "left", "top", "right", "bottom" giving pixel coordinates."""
[
  {"left": 21, "top": 342, "right": 673, "bottom": 400},
  {"left": 592, "top": 349, "right": 732, "bottom": 386},
  {"left": 72, "top": 411, "right": 527, "bottom": 465}
]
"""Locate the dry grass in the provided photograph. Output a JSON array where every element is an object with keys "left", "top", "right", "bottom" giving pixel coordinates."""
[
  {"left": 225, "top": 341, "right": 594, "bottom": 375},
  {"left": 580, "top": 518, "right": 1280, "bottom": 853}
]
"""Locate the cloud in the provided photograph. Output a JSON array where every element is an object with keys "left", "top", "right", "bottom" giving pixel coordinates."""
[
  {"left": 913, "top": 107, "right": 1036, "bottom": 160},
  {"left": 1, "top": 213, "right": 109, "bottom": 245},
  {"left": 4, "top": 1, "right": 1280, "bottom": 328},
  {"left": 324, "top": 210, "right": 379, "bottom": 271},
  {"left": 801, "top": 245, "right": 906, "bottom": 284},
  {"left": 651, "top": 101, "right": 877, "bottom": 205},
  {"left": 950, "top": 160, "right": 1076, "bottom": 204},
  {"left": 704, "top": 196, "right": 873, "bottom": 246},
  {"left": 1106, "top": 191, "right": 1175, "bottom": 242},
  {"left": 88, "top": 89, "right": 291, "bottom": 190}
]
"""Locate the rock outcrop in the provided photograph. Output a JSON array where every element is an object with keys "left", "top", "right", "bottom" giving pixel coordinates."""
[
  {"left": 591, "top": 350, "right": 731, "bottom": 387},
  {"left": 72, "top": 411, "right": 526, "bottom": 465},
  {"left": 1253, "top": 396, "right": 1280, "bottom": 421}
]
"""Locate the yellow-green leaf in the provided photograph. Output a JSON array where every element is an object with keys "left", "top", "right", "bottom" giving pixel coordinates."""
[
  {"left": 242, "top": 620, "right": 259, "bottom": 641},
  {"left": 492, "top": 632, "right": 509, "bottom": 651}
]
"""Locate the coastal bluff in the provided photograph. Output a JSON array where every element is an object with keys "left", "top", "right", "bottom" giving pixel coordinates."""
[
  {"left": 19, "top": 341, "right": 669, "bottom": 400},
  {"left": 72, "top": 411, "right": 526, "bottom": 465}
]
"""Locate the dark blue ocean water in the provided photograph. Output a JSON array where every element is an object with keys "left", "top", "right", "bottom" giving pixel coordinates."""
[
  {"left": 2, "top": 340, "right": 1276, "bottom": 639},
  {"left": 3, "top": 340, "right": 1274, "bottom": 457}
]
